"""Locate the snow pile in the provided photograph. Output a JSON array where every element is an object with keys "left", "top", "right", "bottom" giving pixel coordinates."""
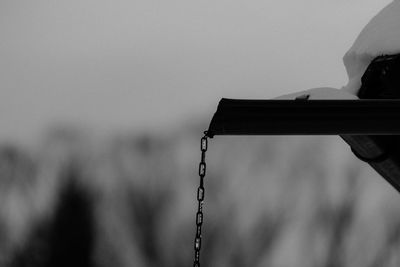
[
  {"left": 342, "top": 0, "right": 400, "bottom": 94},
  {"left": 276, "top": 1, "right": 400, "bottom": 100}
]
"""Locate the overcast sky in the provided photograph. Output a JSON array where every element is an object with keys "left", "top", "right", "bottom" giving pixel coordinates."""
[{"left": 0, "top": 0, "right": 392, "bottom": 144}]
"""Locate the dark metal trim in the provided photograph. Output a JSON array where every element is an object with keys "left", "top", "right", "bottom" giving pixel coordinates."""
[
  {"left": 206, "top": 98, "right": 400, "bottom": 193},
  {"left": 207, "top": 99, "right": 400, "bottom": 137}
]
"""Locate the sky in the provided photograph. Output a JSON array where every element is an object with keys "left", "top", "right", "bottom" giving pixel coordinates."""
[{"left": 0, "top": 0, "right": 392, "bottom": 144}]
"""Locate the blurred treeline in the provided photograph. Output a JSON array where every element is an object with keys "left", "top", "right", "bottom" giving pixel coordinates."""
[{"left": 0, "top": 122, "right": 400, "bottom": 267}]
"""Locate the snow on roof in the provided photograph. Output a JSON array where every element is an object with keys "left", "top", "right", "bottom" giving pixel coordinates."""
[{"left": 343, "top": 1, "right": 400, "bottom": 94}]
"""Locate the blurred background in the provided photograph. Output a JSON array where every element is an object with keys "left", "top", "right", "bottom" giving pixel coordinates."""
[{"left": 1, "top": 0, "right": 400, "bottom": 266}]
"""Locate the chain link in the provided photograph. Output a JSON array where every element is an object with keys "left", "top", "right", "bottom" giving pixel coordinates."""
[{"left": 193, "top": 133, "right": 208, "bottom": 267}]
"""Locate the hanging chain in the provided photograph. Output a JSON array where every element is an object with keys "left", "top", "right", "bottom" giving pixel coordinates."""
[{"left": 192, "top": 133, "right": 209, "bottom": 267}]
